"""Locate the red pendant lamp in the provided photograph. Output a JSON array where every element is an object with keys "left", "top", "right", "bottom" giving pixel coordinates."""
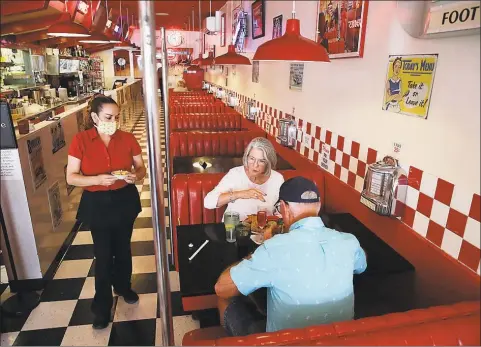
[
  {"left": 200, "top": 51, "right": 215, "bottom": 67},
  {"left": 214, "top": 44, "right": 251, "bottom": 65},
  {"left": 253, "top": 1, "right": 330, "bottom": 62},
  {"left": 47, "top": 0, "right": 90, "bottom": 38}
]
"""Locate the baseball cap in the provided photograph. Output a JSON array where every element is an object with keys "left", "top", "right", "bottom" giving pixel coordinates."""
[{"left": 277, "top": 176, "right": 320, "bottom": 203}]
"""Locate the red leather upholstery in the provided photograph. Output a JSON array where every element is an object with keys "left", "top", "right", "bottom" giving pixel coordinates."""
[
  {"left": 182, "top": 301, "right": 480, "bottom": 346},
  {"left": 171, "top": 104, "right": 228, "bottom": 114},
  {"left": 170, "top": 113, "right": 242, "bottom": 131},
  {"left": 171, "top": 170, "right": 325, "bottom": 270},
  {"left": 170, "top": 131, "right": 266, "bottom": 158}
]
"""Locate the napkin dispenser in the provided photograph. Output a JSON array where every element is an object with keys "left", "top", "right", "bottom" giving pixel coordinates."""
[
  {"left": 202, "top": 81, "right": 210, "bottom": 90},
  {"left": 360, "top": 156, "right": 408, "bottom": 217},
  {"left": 243, "top": 100, "right": 258, "bottom": 122},
  {"left": 277, "top": 119, "right": 297, "bottom": 148}
]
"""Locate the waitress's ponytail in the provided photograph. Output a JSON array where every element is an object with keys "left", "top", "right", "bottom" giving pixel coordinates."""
[{"left": 84, "top": 94, "right": 117, "bottom": 130}]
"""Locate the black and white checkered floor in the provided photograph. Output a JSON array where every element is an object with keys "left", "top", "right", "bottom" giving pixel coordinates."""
[{"left": 0, "top": 105, "right": 203, "bottom": 346}]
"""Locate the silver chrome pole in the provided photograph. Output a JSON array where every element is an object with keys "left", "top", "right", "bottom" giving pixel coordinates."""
[
  {"left": 160, "top": 27, "right": 174, "bottom": 266},
  {"left": 139, "top": 2, "right": 174, "bottom": 346}
]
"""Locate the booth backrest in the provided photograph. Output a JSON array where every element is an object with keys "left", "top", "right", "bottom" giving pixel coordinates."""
[
  {"left": 171, "top": 104, "right": 228, "bottom": 114},
  {"left": 170, "top": 113, "right": 242, "bottom": 131},
  {"left": 170, "top": 131, "right": 266, "bottom": 158},
  {"left": 182, "top": 301, "right": 480, "bottom": 346},
  {"left": 171, "top": 170, "right": 326, "bottom": 269}
]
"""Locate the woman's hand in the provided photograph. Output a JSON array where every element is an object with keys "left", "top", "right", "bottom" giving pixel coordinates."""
[
  {"left": 124, "top": 173, "right": 137, "bottom": 184},
  {"left": 96, "top": 174, "right": 118, "bottom": 186},
  {"left": 237, "top": 189, "right": 266, "bottom": 202}
]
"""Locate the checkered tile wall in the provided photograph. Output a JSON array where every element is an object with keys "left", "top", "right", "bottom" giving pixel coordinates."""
[{"left": 216, "top": 84, "right": 480, "bottom": 275}]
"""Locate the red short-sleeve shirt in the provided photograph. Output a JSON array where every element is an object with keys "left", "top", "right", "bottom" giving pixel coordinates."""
[{"left": 68, "top": 127, "right": 142, "bottom": 192}]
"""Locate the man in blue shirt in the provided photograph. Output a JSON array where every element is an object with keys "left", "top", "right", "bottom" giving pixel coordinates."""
[{"left": 214, "top": 176, "right": 367, "bottom": 336}]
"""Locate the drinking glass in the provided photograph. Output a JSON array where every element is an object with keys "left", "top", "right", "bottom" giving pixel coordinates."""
[
  {"left": 224, "top": 211, "right": 240, "bottom": 243},
  {"left": 257, "top": 207, "right": 268, "bottom": 229}
]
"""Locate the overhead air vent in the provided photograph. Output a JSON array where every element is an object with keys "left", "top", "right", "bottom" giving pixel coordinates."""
[{"left": 396, "top": 0, "right": 480, "bottom": 39}]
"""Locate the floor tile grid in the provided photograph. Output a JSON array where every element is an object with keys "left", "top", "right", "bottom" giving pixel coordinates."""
[{"left": 1, "top": 96, "right": 198, "bottom": 346}]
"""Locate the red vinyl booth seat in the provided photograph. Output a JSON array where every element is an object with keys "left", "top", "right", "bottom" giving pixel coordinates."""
[
  {"left": 170, "top": 114, "right": 242, "bottom": 131},
  {"left": 170, "top": 131, "right": 266, "bottom": 158},
  {"left": 171, "top": 170, "right": 325, "bottom": 270},
  {"left": 182, "top": 301, "right": 480, "bottom": 346}
]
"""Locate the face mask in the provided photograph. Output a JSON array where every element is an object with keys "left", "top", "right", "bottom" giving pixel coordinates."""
[{"left": 94, "top": 117, "right": 117, "bottom": 136}]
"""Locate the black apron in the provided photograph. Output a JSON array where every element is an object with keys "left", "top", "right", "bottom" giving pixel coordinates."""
[{"left": 76, "top": 184, "right": 142, "bottom": 227}]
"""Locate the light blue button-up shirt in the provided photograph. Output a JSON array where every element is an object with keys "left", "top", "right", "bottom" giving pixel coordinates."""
[{"left": 230, "top": 216, "right": 367, "bottom": 333}]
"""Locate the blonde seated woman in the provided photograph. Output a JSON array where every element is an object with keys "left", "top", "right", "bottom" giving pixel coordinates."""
[
  {"left": 173, "top": 79, "right": 188, "bottom": 92},
  {"left": 204, "top": 137, "right": 284, "bottom": 221}
]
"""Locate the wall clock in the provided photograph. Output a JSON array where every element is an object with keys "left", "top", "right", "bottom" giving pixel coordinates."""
[{"left": 167, "top": 31, "right": 183, "bottom": 47}]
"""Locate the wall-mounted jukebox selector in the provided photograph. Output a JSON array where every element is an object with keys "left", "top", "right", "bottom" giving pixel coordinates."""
[
  {"left": 227, "top": 93, "right": 239, "bottom": 107},
  {"left": 243, "top": 100, "right": 258, "bottom": 122},
  {"left": 360, "top": 156, "right": 408, "bottom": 217},
  {"left": 277, "top": 119, "right": 297, "bottom": 148},
  {"left": 215, "top": 88, "right": 225, "bottom": 99}
]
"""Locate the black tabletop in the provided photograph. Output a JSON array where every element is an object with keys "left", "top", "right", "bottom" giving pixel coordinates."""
[
  {"left": 173, "top": 154, "right": 294, "bottom": 174},
  {"left": 177, "top": 215, "right": 419, "bottom": 319},
  {"left": 177, "top": 223, "right": 255, "bottom": 297}
]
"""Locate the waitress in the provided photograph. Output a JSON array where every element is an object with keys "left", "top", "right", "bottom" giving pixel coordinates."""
[{"left": 66, "top": 94, "right": 146, "bottom": 329}]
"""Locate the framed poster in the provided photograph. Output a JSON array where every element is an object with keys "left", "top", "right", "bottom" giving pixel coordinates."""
[
  {"left": 251, "top": 0, "right": 265, "bottom": 39},
  {"left": 382, "top": 54, "right": 438, "bottom": 119},
  {"left": 272, "top": 15, "right": 283, "bottom": 39},
  {"left": 252, "top": 61, "right": 259, "bottom": 83},
  {"left": 289, "top": 63, "right": 304, "bottom": 91},
  {"left": 315, "top": 0, "right": 369, "bottom": 58},
  {"left": 50, "top": 121, "right": 66, "bottom": 154},
  {"left": 220, "top": 13, "right": 226, "bottom": 47},
  {"left": 47, "top": 181, "right": 63, "bottom": 230},
  {"left": 27, "top": 136, "right": 47, "bottom": 191}
]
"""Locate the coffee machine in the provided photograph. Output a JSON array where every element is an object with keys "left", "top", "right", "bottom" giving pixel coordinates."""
[{"left": 59, "top": 74, "right": 81, "bottom": 97}]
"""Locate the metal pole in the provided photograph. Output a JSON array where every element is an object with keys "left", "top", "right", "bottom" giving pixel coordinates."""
[
  {"left": 138, "top": 2, "right": 174, "bottom": 346},
  {"left": 160, "top": 27, "right": 174, "bottom": 267}
]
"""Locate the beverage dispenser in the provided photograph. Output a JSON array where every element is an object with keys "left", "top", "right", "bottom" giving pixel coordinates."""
[{"left": 360, "top": 156, "right": 408, "bottom": 217}]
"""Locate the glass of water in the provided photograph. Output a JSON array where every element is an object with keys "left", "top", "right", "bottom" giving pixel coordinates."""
[{"left": 224, "top": 211, "right": 240, "bottom": 243}]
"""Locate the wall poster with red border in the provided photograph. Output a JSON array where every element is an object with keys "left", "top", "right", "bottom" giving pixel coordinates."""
[{"left": 315, "top": 0, "right": 369, "bottom": 59}]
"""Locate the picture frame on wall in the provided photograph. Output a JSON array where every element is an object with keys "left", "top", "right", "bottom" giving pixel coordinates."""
[
  {"left": 252, "top": 61, "right": 259, "bottom": 83},
  {"left": 251, "top": 0, "right": 265, "bottom": 40},
  {"left": 315, "top": 0, "right": 369, "bottom": 58},
  {"left": 220, "top": 13, "right": 226, "bottom": 47},
  {"left": 272, "top": 14, "right": 283, "bottom": 39}
]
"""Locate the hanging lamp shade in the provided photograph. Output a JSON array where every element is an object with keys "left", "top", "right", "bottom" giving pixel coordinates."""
[
  {"left": 116, "top": 39, "right": 132, "bottom": 47},
  {"left": 253, "top": 19, "right": 330, "bottom": 62},
  {"left": 191, "top": 54, "right": 203, "bottom": 65},
  {"left": 187, "top": 64, "right": 203, "bottom": 72},
  {"left": 79, "top": 32, "right": 110, "bottom": 44},
  {"left": 47, "top": 13, "right": 91, "bottom": 37},
  {"left": 214, "top": 45, "right": 251, "bottom": 65},
  {"left": 199, "top": 52, "right": 214, "bottom": 66}
]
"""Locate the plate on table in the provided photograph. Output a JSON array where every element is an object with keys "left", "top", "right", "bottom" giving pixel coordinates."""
[
  {"left": 250, "top": 233, "right": 264, "bottom": 245},
  {"left": 111, "top": 170, "right": 130, "bottom": 180}
]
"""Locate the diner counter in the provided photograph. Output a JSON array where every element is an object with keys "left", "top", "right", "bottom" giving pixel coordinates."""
[
  {"left": 0, "top": 80, "right": 143, "bottom": 285},
  {"left": 13, "top": 93, "right": 94, "bottom": 126}
]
